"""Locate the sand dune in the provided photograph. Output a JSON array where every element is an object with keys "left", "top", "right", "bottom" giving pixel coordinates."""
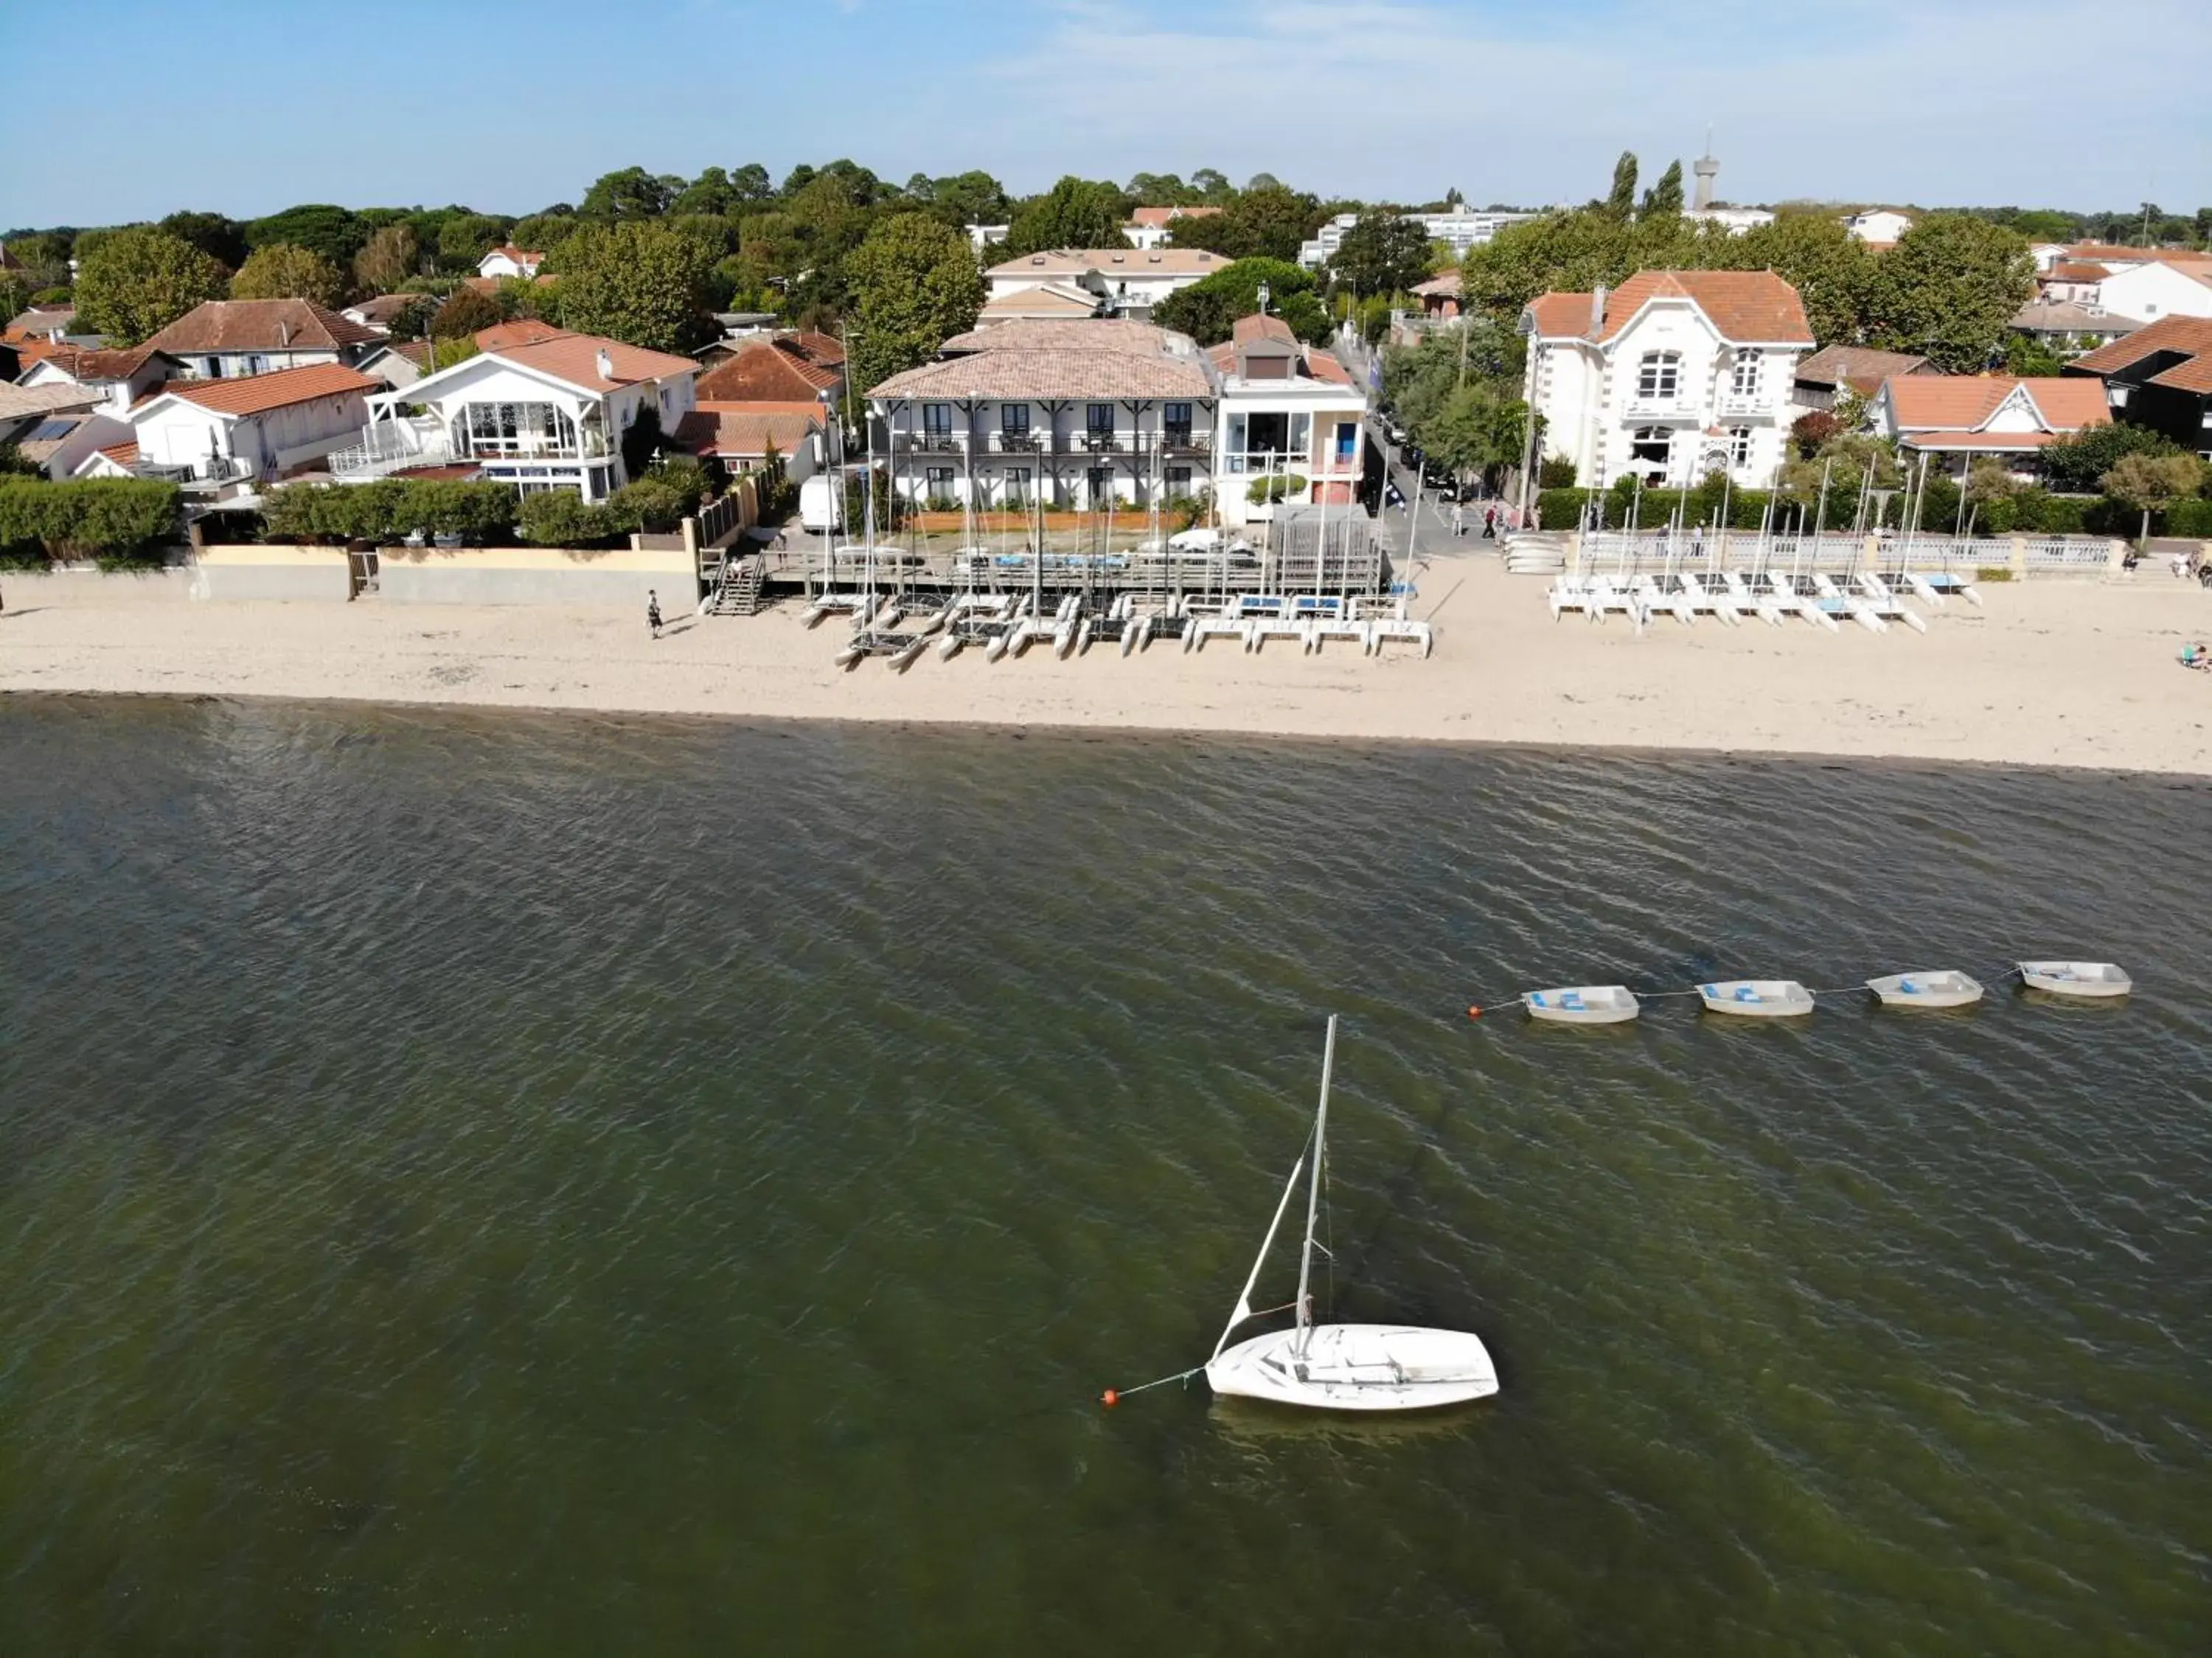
[{"left": 4, "top": 553, "right": 2208, "bottom": 774}]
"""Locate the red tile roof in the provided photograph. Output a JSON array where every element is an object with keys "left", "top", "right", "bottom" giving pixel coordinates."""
[
  {"left": 2047, "top": 261, "right": 2111, "bottom": 282},
  {"left": 1523, "top": 270, "right": 1815, "bottom": 345},
  {"left": 1232, "top": 313, "right": 1298, "bottom": 347},
  {"left": 673, "top": 400, "right": 825, "bottom": 459},
  {"left": 144, "top": 299, "right": 380, "bottom": 355},
  {"left": 696, "top": 337, "right": 841, "bottom": 400},
  {"left": 149, "top": 362, "right": 378, "bottom": 417},
  {"left": 1129, "top": 206, "right": 1222, "bottom": 227},
  {"left": 2067, "top": 313, "right": 2212, "bottom": 378},
  {"left": 2065, "top": 243, "right": 2212, "bottom": 266},
  {"left": 487, "top": 333, "right": 699, "bottom": 391},
  {"left": 98, "top": 440, "right": 139, "bottom": 467},
  {"left": 1898, "top": 430, "right": 2067, "bottom": 451},
  {"left": 1881, "top": 374, "right": 2108, "bottom": 434},
  {"left": 486, "top": 244, "right": 543, "bottom": 264},
  {"left": 1795, "top": 344, "right": 1933, "bottom": 394},
  {"left": 473, "top": 319, "right": 569, "bottom": 351}
]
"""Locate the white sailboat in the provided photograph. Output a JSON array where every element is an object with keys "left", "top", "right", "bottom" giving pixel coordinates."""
[{"left": 1204, "top": 1016, "right": 1500, "bottom": 1413}]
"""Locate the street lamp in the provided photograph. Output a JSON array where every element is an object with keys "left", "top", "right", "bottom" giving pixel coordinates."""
[{"left": 1256, "top": 281, "right": 1270, "bottom": 316}]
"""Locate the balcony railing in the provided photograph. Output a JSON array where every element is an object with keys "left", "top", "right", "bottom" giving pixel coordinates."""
[
  {"left": 1717, "top": 392, "right": 1769, "bottom": 419},
  {"left": 330, "top": 422, "right": 455, "bottom": 480},
  {"left": 1079, "top": 433, "right": 1121, "bottom": 452},
  {"left": 914, "top": 432, "right": 964, "bottom": 452},
  {"left": 135, "top": 455, "right": 256, "bottom": 487},
  {"left": 991, "top": 431, "right": 1042, "bottom": 453},
  {"left": 1622, "top": 394, "right": 1697, "bottom": 420},
  {"left": 1163, "top": 433, "right": 1207, "bottom": 455}
]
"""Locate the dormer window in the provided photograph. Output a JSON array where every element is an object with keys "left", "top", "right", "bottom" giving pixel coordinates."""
[{"left": 1636, "top": 351, "right": 1680, "bottom": 400}]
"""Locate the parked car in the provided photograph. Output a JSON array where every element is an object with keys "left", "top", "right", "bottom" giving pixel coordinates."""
[
  {"left": 1400, "top": 443, "right": 1425, "bottom": 471},
  {"left": 1385, "top": 423, "right": 1408, "bottom": 448}
]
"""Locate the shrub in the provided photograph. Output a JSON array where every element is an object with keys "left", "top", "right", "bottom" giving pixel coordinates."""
[
  {"left": 1537, "top": 455, "right": 1577, "bottom": 488},
  {"left": 260, "top": 479, "right": 518, "bottom": 544},
  {"left": 0, "top": 477, "right": 183, "bottom": 561},
  {"left": 1246, "top": 473, "right": 1310, "bottom": 504},
  {"left": 2165, "top": 498, "right": 2212, "bottom": 537},
  {"left": 608, "top": 474, "right": 693, "bottom": 533},
  {"left": 429, "top": 286, "right": 502, "bottom": 339},
  {"left": 519, "top": 489, "right": 624, "bottom": 547}
]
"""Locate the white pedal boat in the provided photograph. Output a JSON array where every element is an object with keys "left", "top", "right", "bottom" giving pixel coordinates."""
[
  {"left": 2017, "top": 960, "right": 2132, "bottom": 999},
  {"left": 1698, "top": 979, "right": 1815, "bottom": 1017},
  {"left": 1866, "top": 969, "right": 1983, "bottom": 1009},
  {"left": 1520, "top": 985, "right": 1641, "bottom": 1024}
]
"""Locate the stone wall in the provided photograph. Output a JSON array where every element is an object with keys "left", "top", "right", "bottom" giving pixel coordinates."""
[{"left": 372, "top": 544, "right": 697, "bottom": 606}]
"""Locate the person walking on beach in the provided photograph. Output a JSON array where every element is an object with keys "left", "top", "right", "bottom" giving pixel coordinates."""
[
  {"left": 1450, "top": 502, "right": 1466, "bottom": 538},
  {"left": 1482, "top": 505, "right": 1498, "bottom": 539},
  {"left": 647, "top": 589, "right": 663, "bottom": 640}
]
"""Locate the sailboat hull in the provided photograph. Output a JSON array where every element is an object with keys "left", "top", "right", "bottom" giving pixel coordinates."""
[{"left": 1206, "top": 1323, "right": 1500, "bottom": 1412}]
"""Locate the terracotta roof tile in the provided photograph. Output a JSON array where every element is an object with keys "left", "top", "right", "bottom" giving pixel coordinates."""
[
  {"left": 940, "top": 319, "right": 1172, "bottom": 355},
  {"left": 869, "top": 346, "right": 1211, "bottom": 401},
  {"left": 977, "top": 284, "right": 1102, "bottom": 319},
  {"left": 1795, "top": 345, "right": 1931, "bottom": 390},
  {"left": 1232, "top": 313, "right": 1298, "bottom": 347},
  {"left": 673, "top": 402, "right": 824, "bottom": 458},
  {"left": 482, "top": 332, "right": 698, "bottom": 392},
  {"left": 696, "top": 338, "right": 840, "bottom": 400},
  {"left": 473, "top": 319, "right": 569, "bottom": 351},
  {"left": 988, "top": 247, "right": 1225, "bottom": 278},
  {"left": 1899, "top": 429, "right": 2067, "bottom": 451},
  {"left": 2013, "top": 299, "right": 2140, "bottom": 336},
  {"left": 2065, "top": 243, "right": 2212, "bottom": 266},
  {"left": 1523, "top": 271, "right": 1814, "bottom": 345},
  {"left": 145, "top": 299, "right": 379, "bottom": 355},
  {"left": 2067, "top": 314, "right": 2212, "bottom": 376},
  {"left": 1128, "top": 206, "right": 1221, "bottom": 227},
  {"left": 150, "top": 363, "right": 379, "bottom": 417},
  {"left": 1882, "top": 374, "right": 2108, "bottom": 433},
  {"left": 97, "top": 440, "right": 139, "bottom": 466}
]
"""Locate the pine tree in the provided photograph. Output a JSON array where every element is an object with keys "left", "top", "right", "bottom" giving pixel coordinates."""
[
  {"left": 1605, "top": 153, "right": 1639, "bottom": 220},
  {"left": 1642, "top": 161, "right": 1685, "bottom": 218}
]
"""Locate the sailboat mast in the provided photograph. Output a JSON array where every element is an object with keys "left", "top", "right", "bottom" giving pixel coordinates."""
[{"left": 1293, "top": 1014, "right": 1336, "bottom": 1353}]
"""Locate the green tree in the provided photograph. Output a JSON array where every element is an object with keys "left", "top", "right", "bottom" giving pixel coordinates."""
[
  {"left": 2002, "top": 333, "right": 2066, "bottom": 377},
  {"left": 157, "top": 211, "right": 248, "bottom": 271},
  {"left": 428, "top": 286, "right": 502, "bottom": 339},
  {"left": 1329, "top": 211, "right": 1430, "bottom": 296},
  {"left": 246, "top": 204, "right": 367, "bottom": 266},
  {"left": 437, "top": 213, "right": 509, "bottom": 271},
  {"left": 1, "top": 232, "right": 73, "bottom": 292},
  {"left": 2101, "top": 451, "right": 2205, "bottom": 544},
  {"left": 73, "top": 227, "right": 226, "bottom": 346},
  {"left": 549, "top": 221, "right": 716, "bottom": 352},
  {"left": 1865, "top": 214, "right": 2035, "bottom": 372},
  {"left": 229, "top": 243, "right": 346, "bottom": 307},
  {"left": 1641, "top": 160, "right": 1684, "bottom": 218},
  {"left": 925, "top": 170, "right": 1011, "bottom": 229},
  {"left": 0, "top": 271, "right": 29, "bottom": 325},
  {"left": 509, "top": 212, "right": 582, "bottom": 256},
  {"left": 519, "top": 489, "right": 624, "bottom": 546},
  {"left": 1169, "top": 184, "right": 1322, "bottom": 264},
  {"left": 580, "top": 166, "right": 680, "bottom": 221},
  {"left": 730, "top": 164, "right": 775, "bottom": 205},
  {"left": 1004, "top": 176, "right": 1129, "bottom": 254},
  {"left": 672, "top": 167, "right": 740, "bottom": 217},
  {"left": 1126, "top": 172, "right": 1197, "bottom": 206},
  {"left": 1191, "top": 168, "right": 1234, "bottom": 204},
  {"left": 845, "top": 212, "right": 985, "bottom": 392},
  {"left": 1604, "top": 152, "right": 1639, "bottom": 220},
  {"left": 353, "top": 223, "right": 421, "bottom": 294},
  {"left": 2039, "top": 422, "right": 2180, "bottom": 493},
  {"left": 1153, "top": 258, "right": 1324, "bottom": 344},
  {"left": 1713, "top": 212, "right": 1879, "bottom": 346}
]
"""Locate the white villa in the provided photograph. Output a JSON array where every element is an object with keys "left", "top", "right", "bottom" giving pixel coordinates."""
[
  {"left": 1868, "top": 375, "right": 2110, "bottom": 477},
  {"left": 866, "top": 319, "right": 1217, "bottom": 512},
  {"left": 1843, "top": 208, "right": 1915, "bottom": 246},
  {"left": 13, "top": 342, "right": 179, "bottom": 416},
  {"left": 1123, "top": 206, "right": 1221, "bottom": 251},
  {"left": 477, "top": 244, "right": 544, "bottom": 280},
  {"left": 985, "top": 249, "right": 1227, "bottom": 320},
  {"left": 334, "top": 330, "right": 700, "bottom": 499},
  {"left": 124, "top": 363, "right": 379, "bottom": 490},
  {"left": 1520, "top": 270, "right": 1815, "bottom": 490},
  {"left": 141, "top": 299, "right": 380, "bottom": 381},
  {"left": 2090, "top": 258, "right": 2212, "bottom": 325},
  {"left": 1207, "top": 316, "right": 1369, "bottom": 529}
]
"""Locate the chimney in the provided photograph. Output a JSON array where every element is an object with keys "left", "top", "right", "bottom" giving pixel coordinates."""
[
  {"left": 596, "top": 348, "right": 615, "bottom": 381},
  {"left": 1588, "top": 284, "right": 1607, "bottom": 338}
]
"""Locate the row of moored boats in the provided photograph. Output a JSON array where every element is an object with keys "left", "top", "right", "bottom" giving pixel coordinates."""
[{"left": 1518, "top": 961, "right": 2132, "bottom": 1024}]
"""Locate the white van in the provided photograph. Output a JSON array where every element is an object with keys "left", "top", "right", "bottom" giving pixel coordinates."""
[{"left": 798, "top": 475, "right": 844, "bottom": 533}]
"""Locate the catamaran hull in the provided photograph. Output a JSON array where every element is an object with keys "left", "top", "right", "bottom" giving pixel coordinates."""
[{"left": 1206, "top": 1324, "right": 1500, "bottom": 1412}]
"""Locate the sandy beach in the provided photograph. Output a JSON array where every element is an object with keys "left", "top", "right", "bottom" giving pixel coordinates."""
[{"left": 4, "top": 552, "right": 2208, "bottom": 774}]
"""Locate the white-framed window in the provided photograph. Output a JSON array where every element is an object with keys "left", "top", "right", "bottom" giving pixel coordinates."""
[
  {"left": 1728, "top": 426, "right": 1753, "bottom": 468},
  {"left": 1731, "top": 350, "right": 1761, "bottom": 398},
  {"left": 1636, "top": 351, "right": 1680, "bottom": 400}
]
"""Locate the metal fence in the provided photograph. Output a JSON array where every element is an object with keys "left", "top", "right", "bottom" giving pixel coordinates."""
[{"left": 1575, "top": 531, "right": 2117, "bottom": 577}]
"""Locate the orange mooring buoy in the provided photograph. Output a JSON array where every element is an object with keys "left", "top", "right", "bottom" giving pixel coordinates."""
[
  {"left": 1100, "top": 1388, "right": 1120, "bottom": 1407},
  {"left": 1467, "top": 1005, "right": 1484, "bottom": 1019}
]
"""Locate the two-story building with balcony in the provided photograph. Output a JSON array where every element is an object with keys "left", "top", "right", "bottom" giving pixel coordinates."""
[
  {"left": 866, "top": 319, "right": 1217, "bottom": 511},
  {"left": 1519, "top": 270, "right": 1815, "bottom": 490},
  {"left": 1207, "top": 316, "right": 1369, "bottom": 529},
  {"left": 985, "top": 249, "right": 1226, "bottom": 320},
  {"left": 335, "top": 330, "right": 699, "bottom": 499},
  {"left": 141, "top": 299, "right": 380, "bottom": 381},
  {"left": 123, "top": 362, "right": 380, "bottom": 491}
]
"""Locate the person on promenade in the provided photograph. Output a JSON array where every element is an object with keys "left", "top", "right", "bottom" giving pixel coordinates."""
[
  {"left": 647, "top": 590, "right": 663, "bottom": 640},
  {"left": 1450, "top": 502, "right": 1465, "bottom": 538},
  {"left": 1483, "top": 505, "right": 1498, "bottom": 539}
]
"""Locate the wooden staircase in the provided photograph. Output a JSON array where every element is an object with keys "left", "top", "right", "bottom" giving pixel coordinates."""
[{"left": 706, "top": 553, "right": 765, "bottom": 616}]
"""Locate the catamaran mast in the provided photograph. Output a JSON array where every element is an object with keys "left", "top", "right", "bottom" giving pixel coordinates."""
[{"left": 1293, "top": 1013, "right": 1336, "bottom": 1354}]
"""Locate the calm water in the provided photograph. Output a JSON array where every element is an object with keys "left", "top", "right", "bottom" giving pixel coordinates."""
[{"left": 1, "top": 696, "right": 2208, "bottom": 1655}]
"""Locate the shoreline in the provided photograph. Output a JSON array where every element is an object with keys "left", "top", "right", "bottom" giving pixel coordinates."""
[{"left": 4, "top": 553, "right": 2208, "bottom": 777}]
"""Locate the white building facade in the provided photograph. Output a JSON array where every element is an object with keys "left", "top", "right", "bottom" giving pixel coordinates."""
[
  {"left": 1520, "top": 271, "right": 1815, "bottom": 490},
  {"left": 1297, "top": 208, "right": 1538, "bottom": 269},
  {"left": 2091, "top": 260, "right": 2212, "bottom": 325},
  {"left": 1843, "top": 209, "right": 1915, "bottom": 245},
  {"left": 1210, "top": 316, "right": 1369, "bottom": 530},
  {"left": 127, "top": 364, "right": 379, "bottom": 487},
  {"left": 985, "top": 249, "right": 1225, "bottom": 319}
]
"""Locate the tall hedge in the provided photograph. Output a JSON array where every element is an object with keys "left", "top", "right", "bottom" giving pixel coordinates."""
[
  {"left": 1532, "top": 483, "right": 2146, "bottom": 537},
  {"left": 0, "top": 478, "right": 183, "bottom": 561},
  {"left": 260, "top": 480, "right": 520, "bottom": 544}
]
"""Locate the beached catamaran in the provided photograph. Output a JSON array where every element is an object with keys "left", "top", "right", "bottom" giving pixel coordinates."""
[{"left": 1206, "top": 1016, "right": 1500, "bottom": 1413}]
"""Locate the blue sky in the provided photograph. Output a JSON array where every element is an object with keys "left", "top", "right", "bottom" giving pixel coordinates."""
[{"left": 6, "top": 0, "right": 2208, "bottom": 229}]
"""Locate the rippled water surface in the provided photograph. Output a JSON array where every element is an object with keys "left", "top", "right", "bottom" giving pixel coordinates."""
[{"left": 1, "top": 696, "right": 2208, "bottom": 1654}]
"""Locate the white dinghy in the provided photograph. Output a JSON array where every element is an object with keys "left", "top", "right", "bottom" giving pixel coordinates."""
[
  {"left": 1866, "top": 970, "right": 1984, "bottom": 1009},
  {"left": 1206, "top": 1016, "right": 1500, "bottom": 1414},
  {"left": 1697, "top": 979, "right": 1816, "bottom": 1018},
  {"left": 2017, "top": 960, "right": 2132, "bottom": 999},
  {"left": 1521, "top": 985, "right": 1641, "bottom": 1025}
]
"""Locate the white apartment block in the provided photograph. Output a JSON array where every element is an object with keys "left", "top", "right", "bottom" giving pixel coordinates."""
[
  {"left": 1520, "top": 270, "right": 1815, "bottom": 490},
  {"left": 985, "top": 248, "right": 1226, "bottom": 320},
  {"left": 1298, "top": 209, "right": 1537, "bottom": 270}
]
